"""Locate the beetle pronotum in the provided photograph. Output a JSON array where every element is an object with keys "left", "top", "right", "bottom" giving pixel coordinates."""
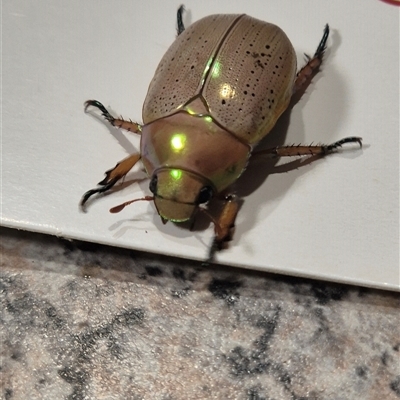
[{"left": 81, "top": 6, "right": 362, "bottom": 253}]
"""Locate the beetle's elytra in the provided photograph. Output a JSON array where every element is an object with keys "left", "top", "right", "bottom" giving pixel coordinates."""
[{"left": 81, "top": 6, "right": 362, "bottom": 253}]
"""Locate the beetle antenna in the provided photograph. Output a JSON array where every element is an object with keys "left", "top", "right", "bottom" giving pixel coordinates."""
[{"left": 110, "top": 196, "right": 154, "bottom": 213}]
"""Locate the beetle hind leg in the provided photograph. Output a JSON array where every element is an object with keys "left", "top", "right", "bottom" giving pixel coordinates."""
[
  {"left": 293, "top": 24, "right": 330, "bottom": 94},
  {"left": 254, "top": 136, "right": 362, "bottom": 158},
  {"left": 84, "top": 100, "right": 142, "bottom": 134},
  {"left": 80, "top": 153, "right": 141, "bottom": 207},
  {"left": 325, "top": 136, "right": 363, "bottom": 153}
]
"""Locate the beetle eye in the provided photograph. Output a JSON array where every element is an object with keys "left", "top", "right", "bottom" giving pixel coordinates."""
[
  {"left": 149, "top": 175, "right": 158, "bottom": 194},
  {"left": 197, "top": 186, "right": 213, "bottom": 204}
]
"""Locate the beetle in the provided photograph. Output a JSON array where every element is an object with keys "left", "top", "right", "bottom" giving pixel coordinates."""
[{"left": 81, "top": 6, "right": 362, "bottom": 252}]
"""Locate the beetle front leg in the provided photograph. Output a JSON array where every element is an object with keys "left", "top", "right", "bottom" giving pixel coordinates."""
[
  {"left": 293, "top": 24, "right": 329, "bottom": 94},
  {"left": 205, "top": 195, "right": 240, "bottom": 261},
  {"left": 214, "top": 195, "right": 240, "bottom": 245},
  {"left": 84, "top": 100, "right": 142, "bottom": 134},
  {"left": 80, "top": 153, "right": 141, "bottom": 207}
]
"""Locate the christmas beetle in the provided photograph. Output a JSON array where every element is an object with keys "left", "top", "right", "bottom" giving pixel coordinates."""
[{"left": 81, "top": 6, "right": 362, "bottom": 252}]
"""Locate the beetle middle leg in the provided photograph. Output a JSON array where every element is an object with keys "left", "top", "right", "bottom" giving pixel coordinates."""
[{"left": 85, "top": 100, "right": 142, "bottom": 134}]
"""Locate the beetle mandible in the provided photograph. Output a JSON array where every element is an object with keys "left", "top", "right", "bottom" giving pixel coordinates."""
[{"left": 81, "top": 6, "right": 362, "bottom": 251}]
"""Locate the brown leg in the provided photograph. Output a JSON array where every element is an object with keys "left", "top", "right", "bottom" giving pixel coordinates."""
[
  {"left": 205, "top": 195, "right": 240, "bottom": 262},
  {"left": 213, "top": 195, "right": 240, "bottom": 245},
  {"left": 84, "top": 100, "right": 142, "bottom": 133},
  {"left": 254, "top": 136, "right": 362, "bottom": 158},
  {"left": 80, "top": 153, "right": 141, "bottom": 207},
  {"left": 293, "top": 24, "right": 329, "bottom": 94}
]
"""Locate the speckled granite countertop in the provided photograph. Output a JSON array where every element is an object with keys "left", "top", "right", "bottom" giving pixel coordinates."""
[{"left": 1, "top": 227, "right": 399, "bottom": 400}]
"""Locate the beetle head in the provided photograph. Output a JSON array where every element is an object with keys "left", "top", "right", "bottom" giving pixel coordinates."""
[{"left": 149, "top": 168, "right": 214, "bottom": 222}]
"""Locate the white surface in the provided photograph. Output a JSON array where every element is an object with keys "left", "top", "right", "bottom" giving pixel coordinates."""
[{"left": 2, "top": 0, "right": 399, "bottom": 291}]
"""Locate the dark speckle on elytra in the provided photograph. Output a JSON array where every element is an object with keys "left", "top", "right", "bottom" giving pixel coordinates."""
[{"left": 145, "top": 266, "right": 163, "bottom": 277}]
